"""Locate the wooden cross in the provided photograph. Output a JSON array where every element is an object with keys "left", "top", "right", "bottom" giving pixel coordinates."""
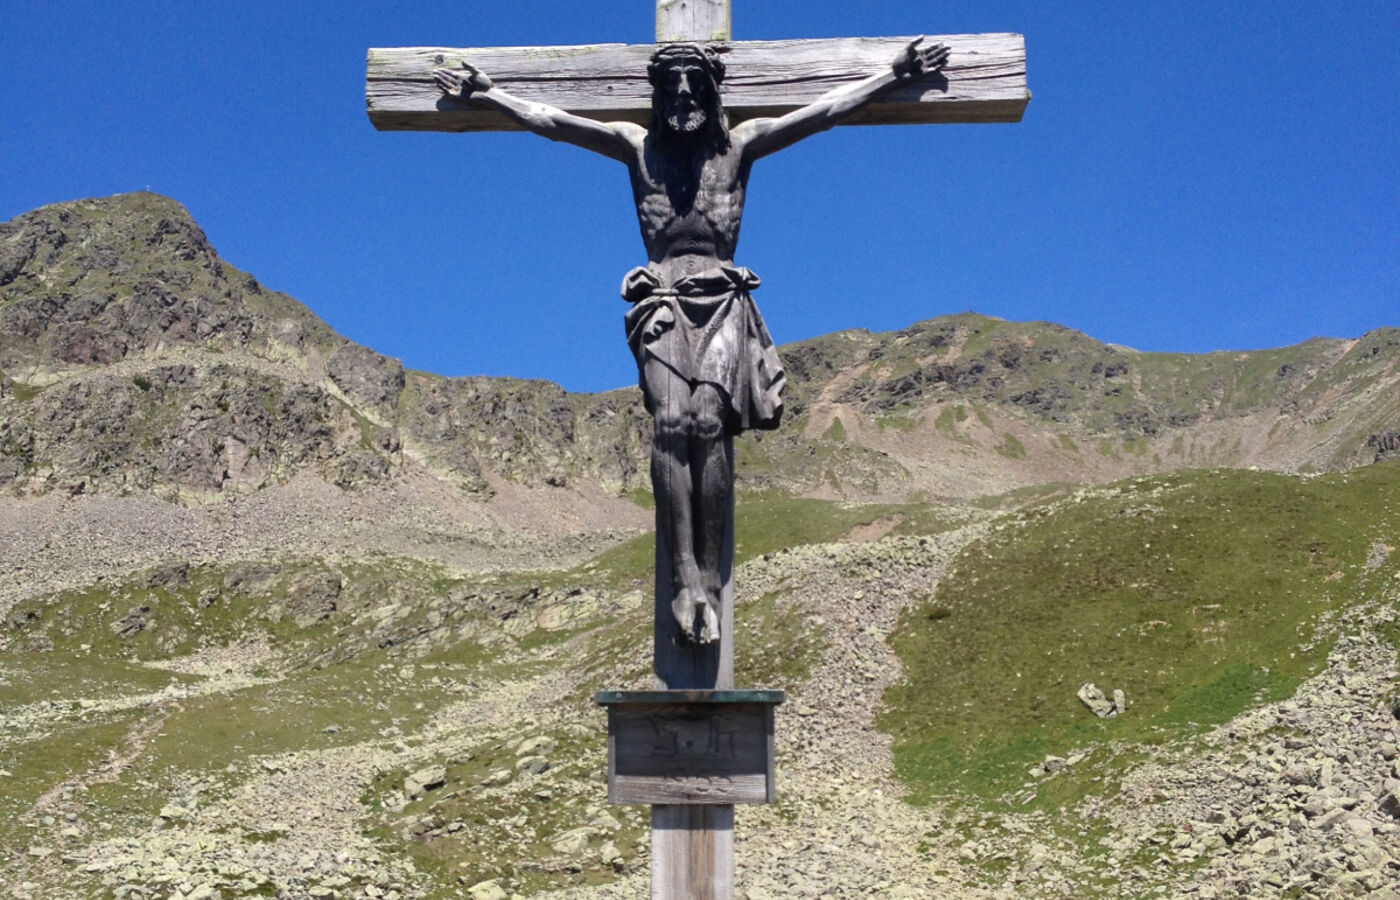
[
  {"left": 367, "top": 4, "right": 1025, "bottom": 898},
  {"left": 366, "top": 12, "right": 1027, "bottom": 133}
]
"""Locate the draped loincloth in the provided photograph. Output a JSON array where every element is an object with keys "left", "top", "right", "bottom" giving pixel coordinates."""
[{"left": 622, "top": 264, "right": 786, "bottom": 434}]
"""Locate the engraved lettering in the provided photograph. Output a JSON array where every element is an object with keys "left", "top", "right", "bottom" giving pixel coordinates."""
[
  {"left": 650, "top": 719, "right": 681, "bottom": 757},
  {"left": 706, "top": 718, "right": 737, "bottom": 757}
]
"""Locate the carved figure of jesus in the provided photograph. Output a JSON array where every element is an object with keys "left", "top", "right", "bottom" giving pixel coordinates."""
[{"left": 434, "top": 39, "right": 949, "bottom": 645}]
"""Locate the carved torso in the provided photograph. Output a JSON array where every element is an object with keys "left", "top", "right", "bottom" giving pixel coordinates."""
[{"left": 627, "top": 133, "right": 751, "bottom": 284}]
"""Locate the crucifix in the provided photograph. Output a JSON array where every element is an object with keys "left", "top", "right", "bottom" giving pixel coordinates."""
[{"left": 368, "top": 4, "right": 1025, "bottom": 897}]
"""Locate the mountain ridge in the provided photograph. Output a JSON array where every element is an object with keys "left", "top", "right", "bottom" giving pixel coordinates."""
[{"left": 3, "top": 192, "right": 1396, "bottom": 513}]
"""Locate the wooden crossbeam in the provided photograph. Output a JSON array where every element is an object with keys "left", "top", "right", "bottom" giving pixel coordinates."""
[{"left": 366, "top": 33, "right": 1027, "bottom": 133}]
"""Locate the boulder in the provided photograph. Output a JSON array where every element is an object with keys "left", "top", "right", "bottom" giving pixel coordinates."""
[
  {"left": 1077, "top": 683, "right": 1117, "bottom": 718},
  {"left": 516, "top": 756, "right": 550, "bottom": 776},
  {"left": 403, "top": 765, "right": 447, "bottom": 800},
  {"left": 515, "top": 736, "right": 556, "bottom": 758},
  {"left": 551, "top": 827, "right": 592, "bottom": 856},
  {"left": 467, "top": 881, "right": 508, "bottom": 900}
]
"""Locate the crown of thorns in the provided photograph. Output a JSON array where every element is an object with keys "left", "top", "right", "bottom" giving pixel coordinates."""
[{"left": 648, "top": 43, "right": 726, "bottom": 87}]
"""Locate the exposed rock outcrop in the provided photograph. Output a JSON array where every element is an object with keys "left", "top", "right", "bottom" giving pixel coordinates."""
[{"left": 2, "top": 192, "right": 1396, "bottom": 505}]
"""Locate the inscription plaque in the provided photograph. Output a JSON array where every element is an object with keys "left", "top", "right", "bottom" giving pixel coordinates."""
[{"left": 596, "top": 690, "right": 784, "bottom": 805}]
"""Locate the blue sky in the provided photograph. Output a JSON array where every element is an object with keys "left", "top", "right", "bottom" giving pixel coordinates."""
[{"left": 3, "top": 1, "right": 1396, "bottom": 393}]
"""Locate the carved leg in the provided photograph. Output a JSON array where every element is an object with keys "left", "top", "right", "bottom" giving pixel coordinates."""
[
  {"left": 691, "top": 384, "right": 730, "bottom": 644},
  {"left": 653, "top": 434, "right": 706, "bottom": 641},
  {"left": 646, "top": 359, "right": 707, "bottom": 642}
]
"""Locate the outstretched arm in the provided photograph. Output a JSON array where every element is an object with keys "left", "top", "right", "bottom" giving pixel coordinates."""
[
  {"left": 736, "top": 38, "right": 950, "bottom": 162},
  {"left": 432, "top": 62, "right": 642, "bottom": 163}
]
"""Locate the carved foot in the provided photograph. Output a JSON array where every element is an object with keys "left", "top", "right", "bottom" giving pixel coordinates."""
[
  {"left": 696, "top": 599, "right": 720, "bottom": 644},
  {"left": 671, "top": 587, "right": 702, "bottom": 644}
]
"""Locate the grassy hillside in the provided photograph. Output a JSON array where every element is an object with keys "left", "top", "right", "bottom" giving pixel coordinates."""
[
  {"left": 881, "top": 462, "right": 1400, "bottom": 809},
  {"left": 3, "top": 468, "right": 1398, "bottom": 897}
]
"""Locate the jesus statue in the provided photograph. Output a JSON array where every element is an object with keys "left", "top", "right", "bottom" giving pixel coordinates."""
[{"left": 434, "top": 38, "right": 949, "bottom": 645}]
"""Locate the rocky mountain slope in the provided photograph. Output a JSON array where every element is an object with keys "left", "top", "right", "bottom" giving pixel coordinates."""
[
  {"left": 2, "top": 193, "right": 1398, "bottom": 899},
  {"left": 0, "top": 193, "right": 651, "bottom": 505},
  {"left": 3, "top": 467, "right": 1397, "bottom": 900},
  {"left": 3, "top": 193, "right": 1397, "bottom": 514}
]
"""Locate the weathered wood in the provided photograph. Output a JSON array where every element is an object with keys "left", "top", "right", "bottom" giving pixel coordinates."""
[
  {"left": 657, "top": 0, "right": 731, "bottom": 42},
  {"left": 602, "top": 697, "right": 779, "bottom": 805},
  {"left": 652, "top": 805, "right": 734, "bottom": 900},
  {"left": 646, "top": 440, "right": 736, "bottom": 895},
  {"left": 653, "top": 439, "right": 735, "bottom": 691},
  {"left": 366, "top": 33, "right": 1028, "bottom": 132}
]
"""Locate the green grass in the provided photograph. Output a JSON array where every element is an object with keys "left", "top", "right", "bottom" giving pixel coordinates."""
[
  {"left": 734, "top": 592, "right": 826, "bottom": 688},
  {"left": 7, "top": 380, "right": 44, "bottom": 403},
  {"left": 122, "top": 660, "right": 466, "bottom": 778},
  {"left": 575, "top": 496, "right": 958, "bottom": 594},
  {"left": 0, "top": 712, "right": 144, "bottom": 836},
  {"left": 57, "top": 651, "right": 496, "bottom": 836},
  {"left": 734, "top": 497, "right": 951, "bottom": 562},
  {"left": 576, "top": 531, "right": 655, "bottom": 593},
  {"left": 568, "top": 495, "right": 956, "bottom": 692},
  {"left": 0, "top": 654, "right": 196, "bottom": 708},
  {"left": 876, "top": 412, "right": 918, "bottom": 432},
  {"left": 0, "top": 553, "right": 525, "bottom": 838},
  {"left": 364, "top": 728, "right": 646, "bottom": 898},
  {"left": 934, "top": 405, "right": 969, "bottom": 439},
  {"left": 2, "top": 554, "right": 497, "bottom": 671},
  {"left": 995, "top": 433, "right": 1027, "bottom": 460},
  {"left": 880, "top": 463, "right": 1400, "bottom": 808},
  {"left": 956, "top": 317, "right": 1007, "bottom": 358},
  {"left": 969, "top": 482, "right": 1078, "bottom": 511}
]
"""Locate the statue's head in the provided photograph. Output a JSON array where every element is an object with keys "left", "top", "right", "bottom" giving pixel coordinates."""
[{"left": 648, "top": 43, "right": 729, "bottom": 150}]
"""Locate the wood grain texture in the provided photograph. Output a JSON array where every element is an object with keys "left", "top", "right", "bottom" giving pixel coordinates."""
[
  {"left": 652, "top": 805, "right": 734, "bottom": 900},
  {"left": 366, "top": 33, "right": 1027, "bottom": 133},
  {"left": 606, "top": 701, "right": 775, "bottom": 805},
  {"left": 657, "top": 0, "right": 730, "bottom": 42},
  {"left": 617, "top": 772, "right": 766, "bottom": 805}
]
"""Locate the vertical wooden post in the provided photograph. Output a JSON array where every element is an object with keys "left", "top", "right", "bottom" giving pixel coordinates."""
[
  {"left": 652, "top": 806, "right": 735, "bottom": 898},
  {"left": 651, "top": 437, "right": 735, "bottom": 899},
  {"left": 656, "top": 0, "right": 732, "bottom": 43},
  {"left": 652, "top": 12, "right": 734, "bottom": 897}
]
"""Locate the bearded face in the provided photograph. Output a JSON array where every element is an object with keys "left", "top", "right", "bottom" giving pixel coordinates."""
[{"left": 659, "top": 63, "right": 712, "bottom": 136}]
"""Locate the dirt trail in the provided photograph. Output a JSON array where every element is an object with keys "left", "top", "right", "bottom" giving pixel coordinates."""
[{"left": 7, "top": 705, "right": 175, "bottom": 897}]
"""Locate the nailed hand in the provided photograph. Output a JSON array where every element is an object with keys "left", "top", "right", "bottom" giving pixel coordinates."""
[
  {"left": 432, "top": 61, "right": 494, "bottom": 99},
  {"left": 892, "top": 37, "right": 950, "bottom": 80}
]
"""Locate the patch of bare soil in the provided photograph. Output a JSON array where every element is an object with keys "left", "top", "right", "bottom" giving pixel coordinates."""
[{"left": 841, "top": 514, "right": 905, "bottom": 543}]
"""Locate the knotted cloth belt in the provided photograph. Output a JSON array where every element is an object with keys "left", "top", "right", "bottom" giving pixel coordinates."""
[{"left": 621, "top": 264, "right": 785, "bottom": 434}]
